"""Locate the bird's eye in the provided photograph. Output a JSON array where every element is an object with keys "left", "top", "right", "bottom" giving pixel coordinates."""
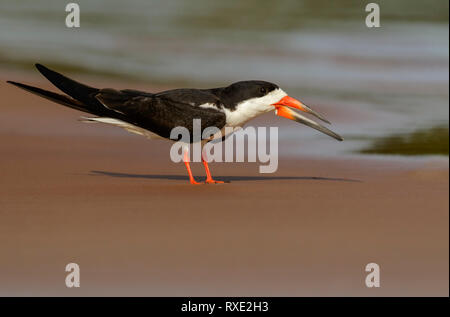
[{"left": 260, "top": 87, "right": 266, "bottom": 94}]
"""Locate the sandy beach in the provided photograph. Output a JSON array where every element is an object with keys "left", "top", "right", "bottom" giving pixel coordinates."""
[{"left": 0, "top": 78, "right": 448, "bottom": 296}]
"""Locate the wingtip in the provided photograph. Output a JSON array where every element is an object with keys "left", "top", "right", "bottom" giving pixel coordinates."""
[
  {"left": 6, "top": 81, "right": 36, "bottom": 92},
  {"left": 35, "top": 63, "right": 46, "bottom": 72},
  {"left": 35, "top": 63, "right": 60, "bottom": 80},
  {"left": 6, "top": 80, "right": 20, "bottom": 86}
]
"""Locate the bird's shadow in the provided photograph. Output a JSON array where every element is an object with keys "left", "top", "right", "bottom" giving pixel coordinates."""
[{"left": 90, "top": 170, "right": 361, "bottom": 183}]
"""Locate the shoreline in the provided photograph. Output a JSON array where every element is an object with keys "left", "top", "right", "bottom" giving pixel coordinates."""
[{"left": 0, "top": 76, "right": 448, "bottom": 296}]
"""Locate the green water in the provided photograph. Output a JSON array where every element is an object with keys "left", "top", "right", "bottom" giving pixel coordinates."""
[{"left": 360, "top": 126, "right": 449, "bottom": 156}]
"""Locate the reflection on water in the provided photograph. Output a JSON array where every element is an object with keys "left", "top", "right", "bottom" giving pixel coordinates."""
[
  {"left": 0, "top": 0, "right": 448, "bottom": 157},
  {"left": 360, "top": 125, "right": 449, "bottom": 156}
]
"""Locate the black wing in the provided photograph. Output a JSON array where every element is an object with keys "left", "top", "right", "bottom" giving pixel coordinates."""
[
  {"left": 95, "top": 88, "right": 226, "bottom": 141},
  {"left": 8, "top": 64, "right": 226, "bottom": 142}
]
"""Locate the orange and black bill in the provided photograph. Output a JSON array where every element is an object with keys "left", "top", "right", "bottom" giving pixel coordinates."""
[{"left": 273, "top": 96, "right": 343, "bottom": 141}]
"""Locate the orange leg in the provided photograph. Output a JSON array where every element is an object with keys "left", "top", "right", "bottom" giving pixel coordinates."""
[
  {"left": 183, "top": 148, "right": 201, "bottom": 185},
  {"left": 202, "top": 151, "right": 224, "bottom": 184}
]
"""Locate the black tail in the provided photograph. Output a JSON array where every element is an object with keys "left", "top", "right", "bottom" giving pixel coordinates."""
[{"left": 7, "top": 64, "right": 110, "bottom": 116}]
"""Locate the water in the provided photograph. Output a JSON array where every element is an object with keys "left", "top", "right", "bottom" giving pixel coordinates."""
[{"left": 0, "top": 0, "right": 448, "bottom": 157}]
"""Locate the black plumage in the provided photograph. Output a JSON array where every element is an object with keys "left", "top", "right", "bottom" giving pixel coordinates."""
[
  {"left": 7, "top": 64, "right": 344, "bottom": 185},
  {"left": 7, "top": 64, "right": 278, "bottom": 142}
]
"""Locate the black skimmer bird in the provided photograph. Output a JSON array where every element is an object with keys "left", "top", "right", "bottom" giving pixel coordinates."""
[{"left": 8, "top": 64, "right": 343, "bottom": 184}]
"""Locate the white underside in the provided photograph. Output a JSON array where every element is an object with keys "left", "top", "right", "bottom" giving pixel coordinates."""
[
  {"left": 80, "top": 117, "right": 234, "bottom": 143},
  {"left": 80, "top": 117, "right": 166, "bottom": 140}
]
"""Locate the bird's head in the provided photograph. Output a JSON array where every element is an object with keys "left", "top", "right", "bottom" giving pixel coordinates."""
[{"left": 222, "top": 81, "right": 343, "bottom": 141}]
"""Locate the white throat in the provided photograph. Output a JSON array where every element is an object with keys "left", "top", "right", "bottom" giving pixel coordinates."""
[{"left": 224, "top": 88, "right": 287, "bottom": 127}]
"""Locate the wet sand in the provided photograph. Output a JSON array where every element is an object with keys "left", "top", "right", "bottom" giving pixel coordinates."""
[{"left": 0, "top": 79, "right": 448, "bottom": 296}]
